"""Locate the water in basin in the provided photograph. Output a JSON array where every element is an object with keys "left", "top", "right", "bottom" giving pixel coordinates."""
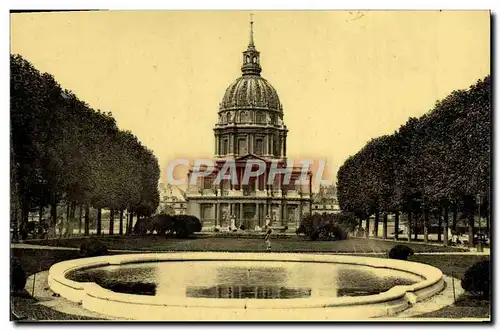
[{"left": 68, "top": 260, "right": 423, "bottom": 299}]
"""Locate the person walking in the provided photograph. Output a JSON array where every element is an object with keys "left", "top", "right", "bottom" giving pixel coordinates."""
[{"left": 265, "top": 228, "right": 272, "bottom": 251}]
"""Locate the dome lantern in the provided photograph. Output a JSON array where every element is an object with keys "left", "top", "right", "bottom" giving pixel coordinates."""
[{"left": 241, "top": 18, "right": 262, "bottom": 76}]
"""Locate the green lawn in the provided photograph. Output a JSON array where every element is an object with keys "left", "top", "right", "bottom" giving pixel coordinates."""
[
  {"left": 27, "top": 235, "right": 466, "bottom": 253},
  {"left": 11, "top": 236, "right": 489, "bottom": 321}
]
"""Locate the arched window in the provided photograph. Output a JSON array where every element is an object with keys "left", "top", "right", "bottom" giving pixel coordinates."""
[
  {"left": 246, "top": 55, "right": 250, "bottom": 63},
  {"left": 256, "top": 111, "right": 265, "bottom": 124},
  {"left": 270, "top": 114, "right": 276, "bottom": 125},
  {"left": 253, "top": 56, "right": 257, "bottom": 63},
  {"left": 242, "top": 111, "right": 250, "bottom": 123}
]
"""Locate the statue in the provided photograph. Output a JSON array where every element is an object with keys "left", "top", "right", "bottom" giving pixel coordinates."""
[
  {"left": 230, "top": 214, "right": 236, "bottom": 231},
  {"left": 265, "top": 214, "right": 271, "bottom": 228}
]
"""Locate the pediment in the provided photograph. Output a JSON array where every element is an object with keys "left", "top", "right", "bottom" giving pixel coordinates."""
[{"left": 235, "top": 153, "right": 267, "bottom": 162}]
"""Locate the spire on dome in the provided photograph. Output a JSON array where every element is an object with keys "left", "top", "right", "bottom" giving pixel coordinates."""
[
  {"left": 241, "top": 14, "right": 261, "bottom": 76},
  {"left": 249, "top": 14, "right": 255, "bottom": 47}
]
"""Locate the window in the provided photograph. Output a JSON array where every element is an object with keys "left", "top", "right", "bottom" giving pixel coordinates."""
[
  {"left": 241, "top": 111, "right": 250, "bottom": 123},
  {"left": 238, "top": 138, "right": 247, "bottom": 155},
  {"left": 203, "top": 176, "right": 213, "bottom": 189},
  {"left": 255, "top": 139, "right": 263, "bottom": 155},
  {"left": 222, "top": 139, "right": 228, "bottom": 155},
  {"left": 256, "top": 111, "right": 265, "bottom": 124}
]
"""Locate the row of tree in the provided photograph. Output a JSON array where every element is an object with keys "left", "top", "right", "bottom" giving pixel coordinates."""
[
  {"left": 337, "top": 75, "right": 490, "bottom": 246},
  {"left": 11, "top": 54, "right": 160, "bottom": 239}
]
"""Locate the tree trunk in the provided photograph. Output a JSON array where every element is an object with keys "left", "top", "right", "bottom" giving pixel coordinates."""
[
  {"left": 78, "top": 204, "right": 83, "bottom": 235},
  {"left": 365, "top": 217, "right": 370, "bottom": 239},
  {"left": 96, "top": 208, "right": 102, "bottom": 235},
  {"left": 468, "top": 213, "right": 474, "bottom": 248},
  {"left": 20, "top": 195, "right": 29, "bottom": 240},
  {"left": 39, "top": 202, "right": 44, "bottom": 223},
  {"left": 109, "top": 209, "right": 115, "bottom": 235},
  {"left": 119, "top": 209, "right": 124, "bottom": 235},
  {"left": 69, "top": 202, "right": 76, "bottom": 237},
  {"left": 407, "top": 212, "right": 412, "bottom": 242},
  {"left": 437, "top": 208, "right": 442, "bottom": 242},
  {"left": 127, "top": 212, "right": 134, "bottom": 235},
  {"left": 452, "top": 204, "right": 457, "bottom": 232},
  {"left": 413, "top": 222, "right": 418, "bottom": 240},
  {"left": 443, "top": 205, "right": 449, "bottom": 246},
  {"left": 394, "top": 211, "right": 399, "bottom": 241},
  {"left": 382, "top": 213, "right": 388, "bottom": 239},
  {"left": 12, "top": 204, "right": 19, "bottom": 241},
  {"left": 423, "top": 208, "right": 429, "bottom": 244},
  {"left": 38, "top": 202, "right": 44, "bottom": 238},
  {"left": 65, "top": 201, "right": 71, "bottom": 237},
  {"left": 84, "top": 204, "right": 90, "bottom": 236},
  {"left": 374, "top": 212, "right": 379, "bottom": 238},
  {"left": 486, "top": 213, "right": 490, "bottom": 237},
  {"left": 50, "top": 200, "right": 57, "bottom": 237}
]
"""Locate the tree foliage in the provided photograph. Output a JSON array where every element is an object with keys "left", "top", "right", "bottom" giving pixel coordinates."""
[
  {"left": 10, "top": 54, "right": 160, "bottom": 236},
  {"left": 337, "top": 76, "right": 491, "bottom": 241}
]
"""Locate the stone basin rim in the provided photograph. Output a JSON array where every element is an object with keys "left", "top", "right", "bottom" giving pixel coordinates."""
[{"left": 48, "top": 252, "right": 444, "bottom": 311}]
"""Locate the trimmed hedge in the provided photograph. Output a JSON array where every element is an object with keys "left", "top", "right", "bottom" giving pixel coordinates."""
[
  {"left": 11, "top": 258, "right": 27, "bottom": 293},
  {"left": 133, "top": 214, "right": 202, "bottom": 238},
  {"left": 461, "top": 260, "right": 490, "bottom": 298},
  {"left": 79, "top": 239, "right": 108, "bottom": 257},
  {"left": 296, "top": 214, "right": 348, "bottom": 241},
  {"left": 388, "top": 245, "right": 414, "bottom": 260}
]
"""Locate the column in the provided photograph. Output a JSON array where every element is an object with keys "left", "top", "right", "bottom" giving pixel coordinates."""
[
  {"left": 256, "top": 203, "right": 260, "bottom": 227},
  {"left": 199, "top": 203, "right": 203, "bottom": 222},
  {"left": 283, "top": 133, "right": 287, "bottom": 157},
  {"left": 239, "top": 202, "right": 244, "bottom": 228},
  {"left": 215, "top": 202, "right": 219, "bottom": 227},
  {"left": 299, "top": 202, "right": 303, "bottom": 227},
  {"left": 282, "top": 201, "right": 287, "bottom": 226}
]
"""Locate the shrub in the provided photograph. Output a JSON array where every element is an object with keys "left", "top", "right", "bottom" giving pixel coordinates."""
[
  {"left": 239, "top": 224, "right": 246, "bottom": 231},
  {"left": 461, "top": 260, "right": 490, "bottom": 298},
  {"left": 133, "top": 217, "right": 150, "bottom": 235},
  {"left": 80, "top": 239, "right": 108, "bottom": 257},
  {"left": 11, "top": 258, "right": 27, "bottom": 293},
  {"left": 155, "top": 214, "right": 175, "bottom": 235},
  {"left": 296, "top": 213, "right": 349, "bottom": 241},
  {"left": 167, "top": 215, "right": 202, "bottom": 238},
  {"left": 388, "top": 245, "right": 414, "bottom": 260}
]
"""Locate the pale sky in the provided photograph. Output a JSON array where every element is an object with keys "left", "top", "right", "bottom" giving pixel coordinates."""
[{"left": 10, "top": 10, "right": 490, "bottom": 187}]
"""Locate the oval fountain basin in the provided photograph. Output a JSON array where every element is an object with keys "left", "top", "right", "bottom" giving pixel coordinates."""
[{"left": 48, "top": 252, "right": 445, "bottom": 320}]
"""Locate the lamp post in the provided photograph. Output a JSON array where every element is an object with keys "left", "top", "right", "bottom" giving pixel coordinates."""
[{"left": 476, "top": 194, "right": 483, "bottom": 252}]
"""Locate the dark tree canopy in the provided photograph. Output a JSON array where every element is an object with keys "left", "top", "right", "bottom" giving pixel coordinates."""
[
  {"left": 337, "top": 76, "right": 491, "bottom": 233},
  {"left": 11, "top": 54, "right": 160, "bottom": 234}
]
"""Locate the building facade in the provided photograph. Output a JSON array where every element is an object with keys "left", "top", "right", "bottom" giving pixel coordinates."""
[{"left": 185, "top": 21, "right": 312, "bottom": 231}]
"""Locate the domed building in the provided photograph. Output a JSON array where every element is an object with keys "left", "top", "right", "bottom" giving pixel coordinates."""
[{"left": 185, "top": 21, "right": 312, "bottom": 231}]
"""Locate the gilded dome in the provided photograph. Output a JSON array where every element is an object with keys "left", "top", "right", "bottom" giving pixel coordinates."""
[{"left": 220, "top": 75, "right": 282, "bottom": 112}]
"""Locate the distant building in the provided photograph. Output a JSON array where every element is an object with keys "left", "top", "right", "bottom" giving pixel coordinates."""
[
  {"left": 311, "top": 185, "right": 340, "bottom": 214},
  {"left": 158, "top": 183, "right": 187, "bottom": 215}
]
